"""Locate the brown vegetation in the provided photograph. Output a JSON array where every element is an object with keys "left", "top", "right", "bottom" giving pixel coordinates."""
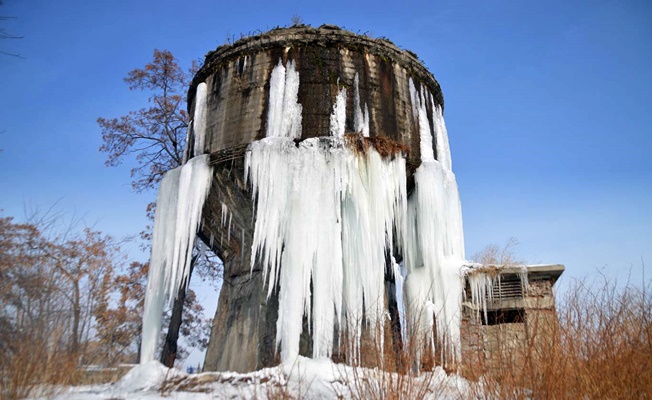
[
  {"left": 336, "top": 272, "right": 652, "bottom": 398},
  {"left": 0, "top": 211, "right": 211, "bottom": 399},
  {"left": 0, "top": 214, "right": 122, "bottom": 399},
  {"left": 344, "top": 132, "right": 409, "bottom": 159},
  {"left": 464, "top": 277, "right": 652, "bottom": 399}
]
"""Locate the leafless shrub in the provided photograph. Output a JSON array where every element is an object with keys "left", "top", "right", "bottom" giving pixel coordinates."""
[{"left": 471, "top": 237, "right": 524, "bottom": 266}]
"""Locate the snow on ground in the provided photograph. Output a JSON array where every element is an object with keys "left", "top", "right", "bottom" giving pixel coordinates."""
[{"left": 33, "top": 357, "right": 478, "bottom": 399}]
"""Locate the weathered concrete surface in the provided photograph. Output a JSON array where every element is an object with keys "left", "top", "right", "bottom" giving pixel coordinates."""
[{"left": 193, "top": 25, "right": 446, "bottom": 372}]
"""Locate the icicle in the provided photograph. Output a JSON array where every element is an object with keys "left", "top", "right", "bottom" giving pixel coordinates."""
[
  {"left": 140, "top": 155, "right": 213, "bottom": 363},
  {"left": 330, "top": 85, "right": 347, "bottom": 138},
  {"left": 392, "top": 258, "right": 408, "bottom": 344},
  {"left": 221, "top": 202, "right": 229, "bottom": 246},
  {"left": 517, "top": 265, "right": 529, "bottom": 294},
  {"left": 430, "top": 96, "right": 452, "bottom": 171},
  {"left": 243, "top": 55, "right": 248, "bottom": 71},
  {"left": 182, "top": 122, "right": 192, "bottom": 164},
  {"left": 221, "top": 202, "right": 228, "bottom": 226},
  {"left": 266, "top": 59, "right": 302, "bottom": 139},
  {"left": 408, "top": 79, "right": 435, "bottom": 162},
  {"left": 403, "top": 79, "right": 466, "bottom": 365},
  {"left": 168, "top": 155, "right": 213, "bottom": 305},
  {"left": 408, "top": 79, "right": 420, "bottom": 127},
  {"left": 228, "top": 212, "right": 232, "bottom": 243},
  {"left": 241, "top": 228, "right": 245, "bottom": 265},
  {"left": 353, "top": 73, "right": 370, "bottom": 137},
  {"left": 193, "top": 83, "right": 208, "bottom": 156},
  {"left": 141, "top": 167, "right": 180, "bottom": 363},
  {"left": 467, "top": 272, "right": 497, "bottom": 323},
  {"left": 196, "top": 238, "right": 207, "bottom": 260}
]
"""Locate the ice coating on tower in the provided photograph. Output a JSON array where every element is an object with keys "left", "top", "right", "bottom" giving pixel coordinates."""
[
  {"left": 246, "top": 69, "right": 465, "bottom": 366},
  {"left": 140, "top": 155, "right": 213, "bottom": 363},
  {"left": 246, "top": 138, "right": 406, "bottom": 363}
]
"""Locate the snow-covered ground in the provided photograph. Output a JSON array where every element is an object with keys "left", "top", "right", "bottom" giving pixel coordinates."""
[{"left": 33, "top": 357, "right": 478, "bottom": 399}]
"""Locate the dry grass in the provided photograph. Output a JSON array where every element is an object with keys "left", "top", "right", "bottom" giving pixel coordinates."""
[
  {"left": 5, "top": 270, "right": 649, "bottom": 399},
  {"left": 1, "top": 331, "right": 130, "bottom": 399},
  {"left": 334, "top": 307, "right": 456, "bottom": 400},
  {"left": 465, "top": 277, "right": 652, "bottom": 399},
  {"left": 0, "top": 331, "right": 82, "bottom": 400},
  {"left": 334, "top": 273, "right": 652, "bottom": 399}
]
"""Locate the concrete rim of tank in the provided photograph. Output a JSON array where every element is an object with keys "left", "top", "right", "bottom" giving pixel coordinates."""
[{"left": 188, "top": 24, "right": 444, "bottom": 112}]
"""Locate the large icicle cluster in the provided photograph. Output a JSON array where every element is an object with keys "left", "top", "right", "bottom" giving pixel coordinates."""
[
  {"left": 403, "top": 78, "right": 466, "bottom": 364},
  {"left": 141, "top": 155, "right": 213, "bottom": 363},
  {"left": 246, "top": 60, "right": 467, "bottom": 365},
  {"left": 246, "top": 137, "right": 407, "bottom": 362}
]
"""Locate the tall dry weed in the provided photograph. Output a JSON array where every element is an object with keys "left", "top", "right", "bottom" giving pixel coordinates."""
[
  {"left": 335, "top": 304, "right": 458, "bottom": 400},
  {"left": 0, "top": 329, "right": 82, "bottom": 400}
]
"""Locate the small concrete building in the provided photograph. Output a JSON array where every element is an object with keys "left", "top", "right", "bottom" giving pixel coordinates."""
[{"left": 460, "top": 264, "right": 565, "bottom": 373}]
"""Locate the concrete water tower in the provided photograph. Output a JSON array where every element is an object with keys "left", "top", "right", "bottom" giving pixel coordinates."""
[{"left": 187, "top": 24, "right": 451, "bottom": 373}]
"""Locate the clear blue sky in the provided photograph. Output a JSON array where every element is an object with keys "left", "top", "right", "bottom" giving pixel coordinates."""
[{"left": 1, "top": 0, "right": 650, "bottom": 292}]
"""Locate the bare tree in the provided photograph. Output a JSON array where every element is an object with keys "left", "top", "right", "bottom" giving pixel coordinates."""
[
  {"left": 98, "top": 49, "right": 191, "bottom": 192},
  {"left": 42, "top": 228, "right": 120, "bottom": 355},
  {"left": 471, "top": 237, "right": 524, "bottom": 266}
]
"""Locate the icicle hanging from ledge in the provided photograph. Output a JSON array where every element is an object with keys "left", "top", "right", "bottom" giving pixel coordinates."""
[
  {"left": 192, "top": 82, "right": 208, "bottom": 156},
  {"left": 462, "top": 264, "right": 530, "bottom": 323},
  {"left": 140, "top": 154, "right": 213, "bottom": 364},
  {"left": 403, "top": 78, "right": 466, "bottom": 366},
  {"left": 266, "top": 59, "right": 302, "bottom": 139},
  {"left": 353, "top": 73, "right": 370, "bottom": 137}
]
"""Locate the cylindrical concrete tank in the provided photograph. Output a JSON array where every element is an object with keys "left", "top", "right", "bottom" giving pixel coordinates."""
[{"left": 189, "top": 25, "right": 447, "bottom": 373}]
